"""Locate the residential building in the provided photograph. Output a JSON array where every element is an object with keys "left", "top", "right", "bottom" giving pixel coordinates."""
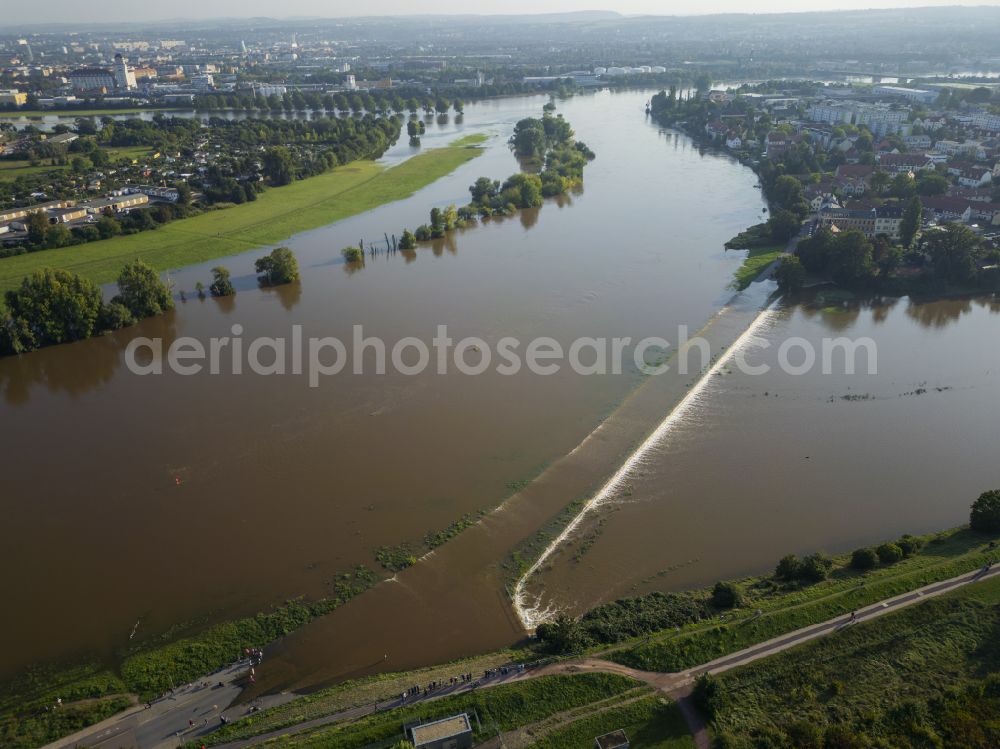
[
  {"left": 834, "top": 164, "right": 873, "bottom": 196},
  {"left": 921, "top": 196, "right": 974, "bottom": 223},
  {"left": 874, "top": 205, "right": 903, "bottom": 239},
  {"left": 902, "top": 134, "right": 932, "bottom": 150},
  {"left": 129, "top": 185, "right": 180, "bottom": 202},
  {"left": 819, "top": 204, "right": 902, "bottom": 238},
  {"left": 971, "top": 111, "right": 1000, "bottom": 133},
  {"left": 947, "top": 162, "right": 993, "bottom": 188},
  {"left": 876, "top": 153, "right": 935, "bottom": 174},
  {"left": 765, "top": 131, "right": 806, "bottom": 158},
  {"left": 820, "top": 207, "right": 877, "bottom": 236},
  {"left": 807, "top": 101, "right": 909, "bottom": 137}
]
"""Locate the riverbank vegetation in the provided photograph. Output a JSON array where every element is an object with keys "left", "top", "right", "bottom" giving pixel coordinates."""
[
  {"left": 195, "top": 673, "right": 639, "bottom": 749},
  {"left": 698, "top": 574, "right": 1000, "bottom": 748},
  {"left": 374, "top": 511, "right": 487, "bottom": 572},
  {"left": 0, "top": 564, "right": 379, "bottom": 749},
  {"left": 609, "top": 523, "right": 999, "bottom": 675},
  {"left": 0, "top": 246, "right": 297, "bottom": 357},
  {"left": 0, "top": 259, "right": 170, "bottom": 355},
  {"left": 0, "top": 137, "right": 486, "bottom": 292},
  {"left": 397, "top": 112, "right": 593, "bottom": 246},
  {"left": 527, "top": 695, "right": 695, "bottom": 749},
  {"left": 528, "top": 491, "right": 1000, "bottom": 669},
  {"left": 648, "top": 86, "right": 1000, "bottom": 297}
]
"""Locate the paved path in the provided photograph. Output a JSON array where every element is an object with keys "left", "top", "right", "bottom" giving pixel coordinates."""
[
  {"left": 52, "top": 563, "right": 1000, "bottom": 749},
  {"left": 40, "top": 662, "right": 295, "bottom": 749}
]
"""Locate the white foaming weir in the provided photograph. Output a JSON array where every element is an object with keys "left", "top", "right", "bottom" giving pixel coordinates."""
[{"left": 512, "top": 299, "right": 780, "bottom": 630}]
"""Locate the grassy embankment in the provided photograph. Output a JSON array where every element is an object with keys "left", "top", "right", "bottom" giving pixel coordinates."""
[
  {"left": 725, "top": 222, "right": 785, "bottom": 291},
  {"left": 197, "top": 673, "right": 644, "bottom": 749},
  {"left": 608, "top": 527, "right": 999, "bottom": 673},
  {"left": 705, "top": 573, "right": 1000, "bottom": 747},
  {"left": 0, "top": 134, "right": 488, "bottom": 292},
  {"left": 527, "top": 696, "right": 695, "bottom": 749}
]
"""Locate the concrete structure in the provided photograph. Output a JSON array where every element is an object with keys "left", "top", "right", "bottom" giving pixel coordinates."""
[
  {"left": 0, "top": 201, "right": 75, "bottom": 224},
  {"left": 595, "top": 730, "right": 630, "bottom": 749},
  {"left": 971, "top": 111, "right": 1000, "bottom": 133},
  {"left": 88, "top": 194, "right": 149, "bottom": 213},
  {"left": 48, "top": 206, "right": 89, "bottom": 224},
  {"left": 254, "top": 84, "right": 287, "bottom": 97},
  {"left": 113, "top": 54, "right": 138, "bottom": 91},
  {"left": 808, "top": 101, "right": 909, "bottom": 137},
  {"left": 871, "top": 85, "right": 939, "bottom": 104},
  {"left": 69, "top": 67, "right": 115, "bottom": 91},
  {"left": 0, "top": 90, "right": 27, "bottom": 107},
  {"left": 408, "top": 714, "right": 473, "bottom": 749},
  {"left": 129, "top": 185, "right": 180, "bottom": 202},
  {"left": 189, "top": 73, "right": 215, "bottom": 91}
]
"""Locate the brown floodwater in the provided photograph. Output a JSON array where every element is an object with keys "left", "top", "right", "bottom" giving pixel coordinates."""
[
  {"left": 0, "top": 89, "right": 769, "bottom": 681},
  {"left": 524, "top": 295, "right": 1000, "bottom": 616}
]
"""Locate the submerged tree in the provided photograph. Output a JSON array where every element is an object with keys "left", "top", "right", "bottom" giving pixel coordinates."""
[
  {"left": 209, "top": 266, "right": 235, "bottom": 297},
  {"left": 114, "top": 260, "right": 174, "bottom": 319},
  {"left": 255, "top": 246, "right": 300, "bottom": 286}
]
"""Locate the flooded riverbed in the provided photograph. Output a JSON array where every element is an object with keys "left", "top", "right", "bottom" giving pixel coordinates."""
[
  {"left": 524, "top": 295, "right": 1000, "bottom": 617},
  {"left": 0, "top": 89, "right": 767, "bottom": 678}
]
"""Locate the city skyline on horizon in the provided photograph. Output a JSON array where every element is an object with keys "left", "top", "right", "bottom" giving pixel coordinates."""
[{"left": 6, "top": 1, "right": 1000, "bottom": 28}]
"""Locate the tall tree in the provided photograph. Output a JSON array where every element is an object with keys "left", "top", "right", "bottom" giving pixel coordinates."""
[
  {"left": 209, "top": 266, "right": 235, "bottom": 297},
  {"left": 114, "top": 260, "right": 174, "bottom": 318},
  {"left": 262, "top": 146, "right": 296, "bottom": 186},
  {"left": 3, "top": 268, "right": 104, "bottom": 350},
  {"left": 900, "top": 196, "right": 922, "bottom": 249}
]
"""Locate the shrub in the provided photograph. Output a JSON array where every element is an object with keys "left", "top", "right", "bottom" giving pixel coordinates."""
[
  {"left": 876, "top": 543, "right": 904, "bottom": 565},
  {"left": 850, "top": 548, "right": 879, "bottom": 571},
  {"left": 712, "top": 581, "right": 744, "bottom": 609},
  {"left": 341, "top": 247, "right": 363, "bottom": 263},
  {"left": 775, "top": 554, "right": 801, "bottom": 581},
  {"left": 799, "top": 553, "right": 833, "bottom": 582},
  {"left": 971, "top": 490, "right": 1000, "bottom": 533},
  {"left": 896, "top": 534, "right": 923, "bottom": 558},
  {"left": 398, "top": 229, "right": 416, "bottom": 249}
]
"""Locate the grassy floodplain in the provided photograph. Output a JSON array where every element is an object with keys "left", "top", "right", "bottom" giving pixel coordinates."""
[
  {"left": 608, "top": 527, "right": 999, "bottom": 673},
  {"left": 731, "top": 243, "right": 784, "bottom": 290},
  {"left": 707, "top": 574, "right": 1000, "bottom": 746},
  {"left": 0, "top": 134, "right": 488, "bottom": 291},
  {"left": 196, "top": 673, "right": 642, "bottom": 749}
]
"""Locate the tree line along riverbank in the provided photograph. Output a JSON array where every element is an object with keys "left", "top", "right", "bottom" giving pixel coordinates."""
[
  {"left": 646, "top": 86, "right": 1000, "bottom": 297},
  {"left": 0, "top": 135, "right": 487, "bottom": 293}
]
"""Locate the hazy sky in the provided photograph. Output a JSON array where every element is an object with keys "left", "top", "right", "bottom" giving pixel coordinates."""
[{"left": 9, "top": 0, "right": 1000, "bottom": 26}]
